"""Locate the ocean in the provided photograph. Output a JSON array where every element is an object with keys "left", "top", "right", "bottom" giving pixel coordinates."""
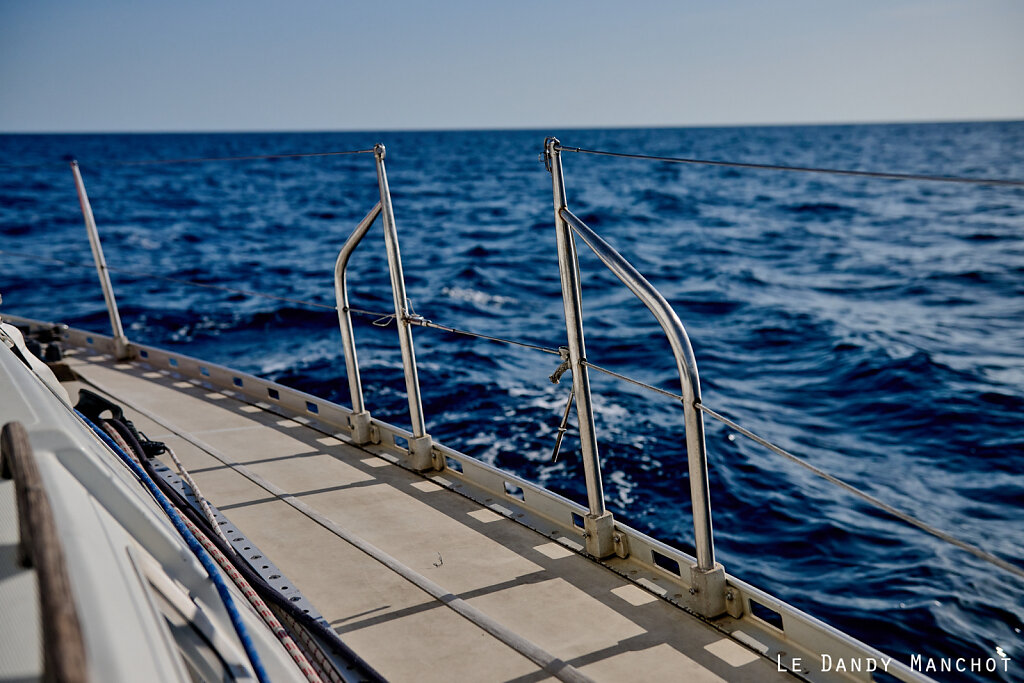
[{"left": 2, "top": 123, "right": 1023, "bottom": 680}]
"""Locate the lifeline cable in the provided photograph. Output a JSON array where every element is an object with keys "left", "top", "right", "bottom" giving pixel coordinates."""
[
  {"left": 90, "top": 149, "right": 376, "bottom": 166},
  {"left": 695, "top": 403, "right": 1024, "bottom": 582},
  {"left": 0, "top": 249, "right": 338, "bottom": 311},
  {"left": 556, "top": 355, "right": 1024, "bottom": 581},
  {"left": 578, "top": 358, "right": 1024, "bottom": 580},
  {"left": 0, "top": 149, "right": 375, "bottom": 169},
  {"left": 76, "top": 411, "right": 272, "bottom": 683},
  {"left": 555, "top": 143, "right": 1024, "bottom": 187},
  {"left": 0, "top": 150, "right": 376, "bottom": 171},
  {"left": 0, "top": 249, "right": 562, "bottom": 354}
]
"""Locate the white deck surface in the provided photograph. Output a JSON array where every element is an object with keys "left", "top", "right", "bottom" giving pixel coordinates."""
[{"left": 64, "top": 350, "right": 794, "bottom": 683}]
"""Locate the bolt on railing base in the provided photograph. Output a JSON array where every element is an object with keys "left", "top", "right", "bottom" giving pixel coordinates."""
[
  {"left": 689, "top": 562, "right": 727, "bottom": 618},
  {"left": 406, "top": 434, "right": 439, "bottom": 472},
  {"left": 113, "top": 336, "right": 131, "bottom": 361},
  {"left": 584, "top": 511, "right": 622, "bottom": 559},
  {"left": 347, "top": 411, "right": 374, "bottom": 445}
]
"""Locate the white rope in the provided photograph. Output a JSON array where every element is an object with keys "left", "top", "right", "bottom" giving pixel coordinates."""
[{"left": 165, "top": 444, "right": 235, "bottom": 551}]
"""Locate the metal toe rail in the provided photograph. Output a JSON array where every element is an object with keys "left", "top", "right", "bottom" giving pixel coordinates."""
[{"left": 559, "top": 205, "right": 714, "bottom": 562}]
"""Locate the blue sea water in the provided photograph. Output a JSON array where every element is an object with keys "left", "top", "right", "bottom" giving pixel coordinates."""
[{"left": 2, "top": 123, "right": 1023, "bottom": 680}]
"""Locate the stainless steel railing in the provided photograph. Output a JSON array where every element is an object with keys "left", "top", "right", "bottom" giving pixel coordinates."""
[
  {"left": 69, "top": 146, "right": 438, "bottom": 471},
  {"left": 546, "top": 138, "right": 610, "bottom": 552},
  {"left": 334, "top": 201, "right": 382, "bottom": 445},
  {"left": 65, "top": 141, "right": 726, "bottom": 613},
  {"left": 71, "top": 161, "right": 129, "bottom": 360},
  {"left": 332, "top": 144, "right": 435, "bottom": 470},
  {"left": 53, "top": 137, "right": 1024, "bottom": 626},
  {"left": 66, "top": 140, "right": 729, "bottom": 614},
  {"left": 544, "top": 138, "right": 725, "bottom": 615}
]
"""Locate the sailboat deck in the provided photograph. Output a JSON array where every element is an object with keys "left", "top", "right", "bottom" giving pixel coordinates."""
[{"left": 62, "top": 348, "right": 791, "bottom": 683}]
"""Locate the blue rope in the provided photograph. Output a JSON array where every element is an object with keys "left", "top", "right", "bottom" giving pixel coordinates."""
[{"left": 76, "top": 411, "right": 270, "bottom": 683}]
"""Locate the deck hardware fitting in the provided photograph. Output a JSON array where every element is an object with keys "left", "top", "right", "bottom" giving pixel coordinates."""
[
  {"left": 689, "top": 563, "right": 727, "bottom": 618},
  {"left": 347, "top": 411, "right": 373, "bottom": 445}
]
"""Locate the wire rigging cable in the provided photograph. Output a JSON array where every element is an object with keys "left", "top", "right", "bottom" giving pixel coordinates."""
[
  {"left": 696, "top": 403, "right": 1024, "bottom": 581},
  {"left": 89, "top": 149, "right": 377, "bottom": 166},
  {"left": 0, "top": 249, "right": 338, "bottom": 311},
  {"left": 1, "top": 249, "right": 562, "bottom": 355},
  {"left": 0, "top": 150, "right": 376, "bottom": 170},
  {"left": 555, "top": 144, "right": 1024, "bottom": 187},
  {"left": 345, "top": 307, "right": 562, "bottom": 356},
  {"left": 574, "top": 358, "right": 1024, "bottom": 581}
]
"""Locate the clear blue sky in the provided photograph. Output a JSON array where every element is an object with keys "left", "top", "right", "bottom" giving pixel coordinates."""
[{"left": 1, "top": 0, "right": 1022, "bottom": 132}]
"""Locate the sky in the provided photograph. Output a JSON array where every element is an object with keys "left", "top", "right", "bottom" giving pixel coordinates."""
[{"left": 1, "top": 0, "right": 1022, "bottom": 133}]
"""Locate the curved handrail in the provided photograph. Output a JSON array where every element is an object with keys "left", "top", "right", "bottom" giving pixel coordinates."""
[
  {"left": 331, "top": 146, "right": 434, "bottom": 470},
  {"left": 559, "top": 207, "right": 715, "bottom": 572},
  {"left": 334, "top": 201, "right": 382, "bottom": 423}
]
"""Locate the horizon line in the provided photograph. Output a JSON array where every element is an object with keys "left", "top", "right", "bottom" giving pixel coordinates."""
[{"left": 2, "top": 115, "right": 1023, "bottom": 136}]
